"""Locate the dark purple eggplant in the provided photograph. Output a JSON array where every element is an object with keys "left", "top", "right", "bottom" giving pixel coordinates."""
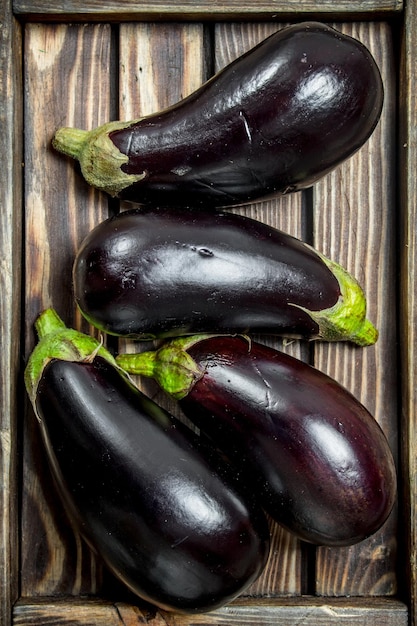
[
  {"left": 73, "top": 206, "right": 377, "bottom": 346},
  {"left": 52, "top": 22, "right": 383, "bottom": 208},
  {"left": 24, "top": 310, "right": 270, "bottom": 613},
  {"left": 117, "top": 335, "right": 397, "bottom": 546}
]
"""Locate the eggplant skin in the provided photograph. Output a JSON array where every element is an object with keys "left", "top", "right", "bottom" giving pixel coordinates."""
[
  {"left": 125, "top": 336, "right": 396, "bottom": 546},
  {"left": 34, "top": 356, "right": 270, "bottom": 613},
  {"left": 53, "top": 22, "right": 383, "bottom": 207},
  {"left": 73, "top": 206, "right": 377, "bottom": 346}
]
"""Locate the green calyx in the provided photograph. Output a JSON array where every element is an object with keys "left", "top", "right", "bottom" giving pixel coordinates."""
[
  {"left": 24, "top": 308, "right": 118, "bottom": 410},
  {"left": 290, "top": 249, "right": 378, "bottom": 347},
  {"left": 116, "top": 335, "right": 212, "bottom": 400},
  {"left": 52, "top": 120, "right": 147, "bottom": 197}
]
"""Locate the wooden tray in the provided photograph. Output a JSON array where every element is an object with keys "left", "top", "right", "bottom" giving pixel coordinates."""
[{"left": 1, "top": 1, "right": 416, "bottom": 624}]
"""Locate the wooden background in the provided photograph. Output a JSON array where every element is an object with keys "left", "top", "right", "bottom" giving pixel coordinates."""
[{"left": 1, "top": 0, "right": 416, "bottom": 624}]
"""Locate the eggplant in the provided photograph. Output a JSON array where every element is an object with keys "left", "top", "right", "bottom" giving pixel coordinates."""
[
  {"left": 24, "top": 310, "right": 270, "bottom": 613},
  {"left": 52, "top": 22, "right": 383, "bottom": 208},
  {"left": 117, "top": 335, "right": 397, "bottom": 546},
  {"left": 73, "top": 206, "right": 377, "bottom": 346}
]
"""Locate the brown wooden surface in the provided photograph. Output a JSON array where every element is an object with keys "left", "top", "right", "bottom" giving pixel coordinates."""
[
  {"left": 20, "top": 14, "right": 401, "bottom": 608},
  {"left": 12, "top": 0, "right": 404, "bottom": 21},
  {"left": 0, "top": 1, "right": 415, "bottom": 625},
  {"left": 22, "top": 22, "right": 114, "bottom": 597},
  {"left": 0, "top": 1, "right": 22, "bottom": 625},
  {"left": 313, "top": 21, "right": 398, "bottom": 597},
  {"left": 399, "top": 0, "right": 417, "bottom": 625},
  {"left": 12, "top": 596, "right": 409, "bottom": 625},
  {"left": 211, "top": 22, "right": 308, "bottom": 596}
]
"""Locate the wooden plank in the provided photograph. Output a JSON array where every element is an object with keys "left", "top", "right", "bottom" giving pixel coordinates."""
[
  {"left": 312, "top": 22, "right": 398, "bottom": 596},
  {"left": 166, "top": 597, "right": 409, "bottom": 625},
  {"left": 13, "top": 597, "right": 408, "bottom": 625},
  {"left": 398, "top": 0, "right": 417, "bottom": 624},
  {"left": 118, "top": 22, "right": 209, "bottom": 118},
  {"left": 116, "top": 20, "right": 210, "bottom": 414},
  {"left": 13, "top": 598, "right": 126, "bottom": 626},
  {"left": 12, "top": 0, "right": 403, "bottom": 21},
  {"left": 0, "top": 0, "right": 22, "bottom": 624},
  {"left": 22, "top": 22, "right": 113, "bottom": 596},
  {"left": 212, "top": 21, "right": 308, "bottom": 597},
  {"left": 115, "top": 21, "right": 305, "bottom": 599},
  {"left": 14, "top": 9, "right": 408, "bottom": 626}
]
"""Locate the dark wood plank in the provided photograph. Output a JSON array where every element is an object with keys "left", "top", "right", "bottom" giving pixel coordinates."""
[
  {"left": 12, "top": 0, "right": 403, "bottom": 21},
  {"left": 312, "top": 22, "right": 398, "bottom": 596},
  {"left": 212, "top": 21, "right": 308, "bottom": 597},
  {"left": 169, "top": 597, "right": 408, "bottom": 625},
  {"left": 118, "top": 22, "right": 209, "bottom": 118},
  {"left": 116, "top": 21, "right": 211, "bottom": 423},
  {"left": 14, "top": 9, "right": 409, "bottom": 626},
  {"left": 0, "top": 0, "right": 22, "bottom": 624},
  {"left": 398, "top": 0, "right": 417, "bottom": 624},
  {"left": 13, "top": 596, "right": 408, "bottom": 625},
  {"left": 116, "top": 22, "right": 305, "bottom": 599},
  {"left": 13, "top": 598, "right": 126, "bottom": 626},
  {"left": 22, "top": 22, "right": 113, "bottom": 596}
]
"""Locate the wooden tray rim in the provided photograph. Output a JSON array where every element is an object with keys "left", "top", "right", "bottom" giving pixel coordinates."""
[
  {"left": 12, "top": 0, "right": 404, "bottom": 22},
  {"left": 1, "top": 0, "right": 416, "bottom": 624}
]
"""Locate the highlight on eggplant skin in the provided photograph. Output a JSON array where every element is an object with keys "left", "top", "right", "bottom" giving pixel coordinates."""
[
  {"left": 24, "top": 309, "right": 270, "bottom": 614},
  {"left": 116, "top": 335, "right": 397, "bottom": 547},
  {"left": 73, "top": 206, "right": 378, "bottom": 346},
  {"left": 52, "top": 21, "right": 384, "bottom": 208}
]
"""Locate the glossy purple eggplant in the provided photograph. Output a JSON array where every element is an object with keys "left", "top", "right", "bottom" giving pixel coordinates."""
[
  {"left": 52, "top": 22, "right": 383, "bottom": 208},
  {"left": 24, "top": 310, "right": 270, "bottom": 613},
  {"left": 117, "top": 335, "right": 397, "bottom": 546},
  {"left": 73, "top": 206, "right": 377, "bottom": 346}
]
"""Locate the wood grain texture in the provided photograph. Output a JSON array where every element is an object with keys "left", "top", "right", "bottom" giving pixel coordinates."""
[
  {"left": 12, "top": 0, "right": 403, "bottom": 21},
  {"left": 22, "top": 23, "right": 113, "bottom": 597},
  {"left": 116, "top": 21, "right": 211, "bottom": 420},
  {"left": 14, "top": 598, "right": 128, "bottom": 625},
  {"left": 0, "top": 1, "right": 22, "bottom": 624},
  {"left": 312, "top": 21, "right": 398, "bottom": 597},
  {"left": 12, "top": 596, "right": 408, "bottom": 625},
  {"left": 119, "top": 22, "right": 209, "bottom": 118},
  {"left": 115, "top": 22, "right": 304, "bottom": 598},
  {"left": 12, "top": 7, "right": 411, "bottom": 626},
  {"left": 212, "top": 21, "right": 309, "bottom": 597},
  {"left": 398, "top": 0, "right": 417, "bottom": 624}
]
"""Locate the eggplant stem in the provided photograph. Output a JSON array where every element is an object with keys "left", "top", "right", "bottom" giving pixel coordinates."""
[
  {"left": 117, "top": 340, "right": 205, "bottom": 400},
  {"left": 25, "top": 309, "right": 118, "bottom": 408},
  {"left": 35, "top": 308, "right": 67, "bottom": 339},
  {"left": 299, "top": 248, "right": 379, "bottom": 346},
  {"left": 83, "top": 334, "right": 105, "bottom": 363},
  {"left": 116, "top": 350, "right": 158, "bottom": 379},
  {"left": 52, "top": 127, "right": 89, "bottom": 160},
  {"left": 52, "top": 120, "right": 147, "bottom": 197}
]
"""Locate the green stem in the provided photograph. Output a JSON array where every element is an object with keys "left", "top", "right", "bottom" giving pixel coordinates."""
[
  {"left": 35, "top": 307, "right": 67, "bottom": 338},
  {"left": 116, "top": 336, "right": 210, "bottom": 400},
  {"left": 25, "top": 309, "right": 118, "bottom": 409},
  {"left": 116, "top": 350, "right": 159, "bottom": 379},
  {"left": 290, "top": 248, "right": 378, "bottom": 346},
  {"left": 52, "top": 127, "right": 89, "bottom": 160},
  {"left": 353, "top": 318, "right": 379, "bottom": 347},
  {"left": 52, "top": 120, "right": 147, "bottom": 197}
]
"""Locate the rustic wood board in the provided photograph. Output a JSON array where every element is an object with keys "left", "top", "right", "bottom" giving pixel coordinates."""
[
  {"left": 12, "top": 0, "right": 404, "bottom": 21},
  {"left": 313, "top": 21, "right": 398, "bottom": 597},
  {"left": 20, "top": 13, "right": 400, "bottom": 611},
  {"left": 22, "top": 22, "right": 114, "bottom": 597},
  {"left": 0, "top": 1, "right": 415, "bottom": 624},
  {"left": 0, "top": 1, "right": 22, "bottom": 625},
  {"left": 399, "top": 0, "right": 417, "bottom": 624},
  {"left": 12, "top": 596, "right": 408, "bottom": 625},
  {"left": 116, "top": 22, "right": 306, "bottom": 599}
]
